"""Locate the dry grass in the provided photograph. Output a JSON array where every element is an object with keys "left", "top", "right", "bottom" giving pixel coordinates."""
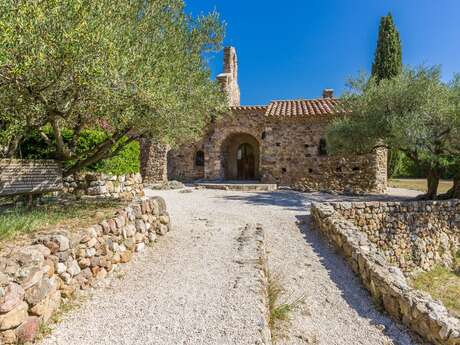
[
  {"left": 389, "top": 179, "right": 453, "bottom": 194},
  {"left": 410, "top": 252, "right": 460, "bottom": 318},
  {"left": 0, "top": 199, "right": 123, "bottom": 245},
  {"left": 266, "top": 270, "right": 304, "bottom": 342}
]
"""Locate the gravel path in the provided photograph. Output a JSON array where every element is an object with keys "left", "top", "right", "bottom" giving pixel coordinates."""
[{"left": 41, "top": 187, "right": 422, "bottom": 345}]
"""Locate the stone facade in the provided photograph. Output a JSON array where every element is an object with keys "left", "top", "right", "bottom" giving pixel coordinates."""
[
  {"left": 312, "top": 202, "right": 460, "bottom": 345},
  {"left": 0, "top": 197, "right": 170, "bottom": 344},
  {"left": 140, "top": 138, "right": 168, "bottom": 184},
  {"left": 63, "top": 173, "right": 144, "bottom": 200},
  {"left": 332, "top": 199, "right": 460, "bottom": 273},
  {"left": 142, "top": 47, "right": 388, "bottom": 194}
]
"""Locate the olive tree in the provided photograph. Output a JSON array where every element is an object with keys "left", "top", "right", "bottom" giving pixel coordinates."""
[
  {"left": 0, "top": 0, "right": 226, "bottom": 175},
  {"left": 326, "top": 67, "right": 460, "bottom": 199}
]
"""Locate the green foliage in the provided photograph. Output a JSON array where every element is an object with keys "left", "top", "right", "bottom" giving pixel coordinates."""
[
  {"left": 91, "top": 141, "right": 140, "bottom": 175},
  {"left": 372, "top": 13, "right": 402, "bottom": 82},
  {"left": 0, "top": 0, "right": 226, "bottom": 175},
  {"left": 327, "top": 67, "right": 460, "bottom": 197},
  {"left": 19, "top": 129, "right": 139, "bottom": 175}
]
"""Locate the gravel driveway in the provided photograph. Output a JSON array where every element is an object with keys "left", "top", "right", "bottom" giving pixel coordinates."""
[{"left": 41, "top": 187, "right": 421, "bottom": 345}]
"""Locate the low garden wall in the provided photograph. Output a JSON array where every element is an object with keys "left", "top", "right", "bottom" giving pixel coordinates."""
[
  {"left": 333, "top": 200, "right": 460, "bottom": 273},
  {"left": 292, "top": 150, "right": 388, "bottom": 195},
  {"left": 63, "top": 173, "right": 144, "bottom": 200},
  {"left": 0, "top": 196, "right": 170, "bottom": 344},
  {"left": 311, "top": 201, "right": 460, "bottom": 345}
]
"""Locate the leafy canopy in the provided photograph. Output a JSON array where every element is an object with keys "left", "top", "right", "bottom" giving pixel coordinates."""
[
  {"left": 0, "top": 0, "right": 226, "bottom": 175},
  {"left": 326, "top": 67, "right": 460, "bottom": 197}
]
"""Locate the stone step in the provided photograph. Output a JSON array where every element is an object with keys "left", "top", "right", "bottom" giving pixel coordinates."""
[{"left": 195, "top": 181, "right": 278, "bottom": 192}]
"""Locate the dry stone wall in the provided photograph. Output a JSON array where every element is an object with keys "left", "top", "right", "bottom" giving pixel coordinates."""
[
  {"left": 140, "top": 138, "right": 168, "bottom": 184},
  {"left": 260, "top": 118, "right": 387, "bottom": 194},
  {"left": 332, "top": 199, "right": 460, "bottom": 273},
  {"left": 167, "top": 141, "right": 205, "bottom": 182},
  {"left": 162, "top": 109, "right": 387, "bottom": 194},
  {"left": 312, "top": 202, "right": 460, "bottom": 345},
  {"left": 0, "top": 197, "right": 170, "bottom": 344},
  {"left": 63, "top": 173, "right": 144, "bottom": 200}
]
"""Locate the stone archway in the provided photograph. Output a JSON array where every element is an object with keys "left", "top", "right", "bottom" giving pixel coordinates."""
[{"left": 221, "top": 133, "right": 260, "bottom": 180}]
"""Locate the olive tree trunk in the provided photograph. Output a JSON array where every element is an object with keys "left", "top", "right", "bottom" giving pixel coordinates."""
[
  {"left": 424, "top": 167, "right": 441, "bottom": 199},
  {"left": 439, "top": 171, "right": 460, "bottom": 199}
]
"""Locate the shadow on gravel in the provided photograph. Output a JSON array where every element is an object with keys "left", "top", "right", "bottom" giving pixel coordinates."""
[
  {"left": 219, "top": 189, "right": 413, "bottom": 212},
  {"left": 220, "top": 190, "right": 308, "bottom": 211},
  {"left": 295, "top": 214, "right": 417, "bottom": 345}
]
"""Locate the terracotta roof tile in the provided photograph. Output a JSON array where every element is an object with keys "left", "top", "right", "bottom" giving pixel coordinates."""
[{"left": 265, "top": 98, "right": 343, "bottom": 117}]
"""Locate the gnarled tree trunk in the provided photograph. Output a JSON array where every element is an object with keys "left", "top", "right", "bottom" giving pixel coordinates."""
[
  {"left": 424, "top": 167, "right": 440, "bottom": 200},
  {"left": 439, "top": 170, "right": 460, "bottom": 199}
]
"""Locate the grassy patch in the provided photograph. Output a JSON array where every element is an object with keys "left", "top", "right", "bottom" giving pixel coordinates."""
[
  {"left": 266, "top": 270, "right": 304, "bottom": 341},
  {"left": 389, "top": 179, "right": 453, "bottom": 194},
  {"left": 410, "top": 252, "right": 460, "bottom": 318},
  {"left": 0, "top": 200, "right": 122, "bottom": 244}
]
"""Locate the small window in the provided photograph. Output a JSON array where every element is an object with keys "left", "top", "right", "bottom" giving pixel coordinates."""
[
  {"left": 261, "top": 131, "right": 267, "bottom": 140},
  {"left": 318, "top": 138, "right": 328, "bottom": 156},
  {"left": 195, "top": 150, "right": 205, "bottom": 167}
]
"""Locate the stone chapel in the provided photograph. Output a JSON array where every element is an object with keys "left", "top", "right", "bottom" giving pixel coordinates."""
[{"left": 140, "top": 47, "right": 387, "bottom": 194}]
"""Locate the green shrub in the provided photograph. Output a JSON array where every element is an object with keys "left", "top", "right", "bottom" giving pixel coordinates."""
[
  {"left": 90, "top": 141, "right": 140, "bottom": 175},
  {"left": 19, "top": 128, "right": 139, "bottom": 175}
]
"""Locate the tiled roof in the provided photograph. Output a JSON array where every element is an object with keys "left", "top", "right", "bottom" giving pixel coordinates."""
[{"left": 265, "top": 98, "right": 343, "bottom": 117}]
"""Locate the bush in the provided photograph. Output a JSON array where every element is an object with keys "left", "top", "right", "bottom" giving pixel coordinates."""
[
  {"left": 90, "top": 141, "right": 140, "bottom": 175},
  {"left": 19, "top": 129, "right": 139, "bottom": 175},
  {"left": 391, "top": 152, "right": 455, "bottom": 179}
]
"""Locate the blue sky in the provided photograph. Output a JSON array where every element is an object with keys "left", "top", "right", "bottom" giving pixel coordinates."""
[{"left": 185, "top": 0, "right": 460, "bottom": 105}]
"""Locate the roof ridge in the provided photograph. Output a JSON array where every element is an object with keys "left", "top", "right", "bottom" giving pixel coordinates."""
[{"left": 269, "top": 98, "right": 338, "bottom": 102}]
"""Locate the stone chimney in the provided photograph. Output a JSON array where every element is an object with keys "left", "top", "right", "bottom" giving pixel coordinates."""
[
  {"left": 216, "top": 47, "right": 241, "bottom": 106},
  {"left": 322, "top": 89, "right": 334, "bottom": 99}
]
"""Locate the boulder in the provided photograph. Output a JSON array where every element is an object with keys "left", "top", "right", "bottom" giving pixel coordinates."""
[
  {"left": 12, "top": 245, "right": 46, "bottom": 266},
  {"left": 30, "top": 291, "right": 61, "bottom": 323},
  {"left": 18, "top": 266, "right": 44, "bottom": 290},
  {"left": 0, "top": 283, "right": 25, "bottom": 313},
  {"left": 0, "top": 301, "right": 28, "bottom": 331},
  {"left": 15, "top": 316, "right": 39, "bottom": 343},
  {"left": 67, "top": 260, "right": 81, "bottom": 277},
  {"left": 25, "top": 277, "right": 57, "bottom": 306}
]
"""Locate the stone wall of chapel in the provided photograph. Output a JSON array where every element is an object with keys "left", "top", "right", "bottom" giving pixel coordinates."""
[
  {"left": 260, "top": 118, "right": 387, "bottom": 193},
  {"left": 203, "top": 110, "right": 265, "bottom": 180},
  {"left": 260, "top": 119, "right": 328, "bottom": 185},
  {"left": 158, "top": 111, "right": 387, "bottom": 194},
  {"left": 167, "top": 141, "right": 205, "bottom": 182}
]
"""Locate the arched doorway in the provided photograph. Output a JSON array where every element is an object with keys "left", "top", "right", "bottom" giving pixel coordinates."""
[
  {"left": 221, "top": 133, "right": 260, "bottom": 180},
  {"left": 237, "top": 143, "right": 255, "bottom": 179}
]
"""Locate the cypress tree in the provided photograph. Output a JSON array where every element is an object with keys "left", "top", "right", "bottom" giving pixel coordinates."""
[
  {"left": 372, "top": 13, "right": 402, "bottom": 82},
  {"left": 372, "top": 13, "right": 404, "bottom": 179}
]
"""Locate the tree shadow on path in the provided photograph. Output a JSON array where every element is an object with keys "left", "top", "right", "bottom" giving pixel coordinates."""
[
  {"left": 296, "top": 214, "right": 421, "bottom": 345},
  {"left": 219, "top": 189, "right": 413, "bottom": 213}
]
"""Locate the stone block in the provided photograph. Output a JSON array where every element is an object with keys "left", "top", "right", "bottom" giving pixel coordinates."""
[{"left": 0, "top": 301, "right": 28, "bottom": 331}]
